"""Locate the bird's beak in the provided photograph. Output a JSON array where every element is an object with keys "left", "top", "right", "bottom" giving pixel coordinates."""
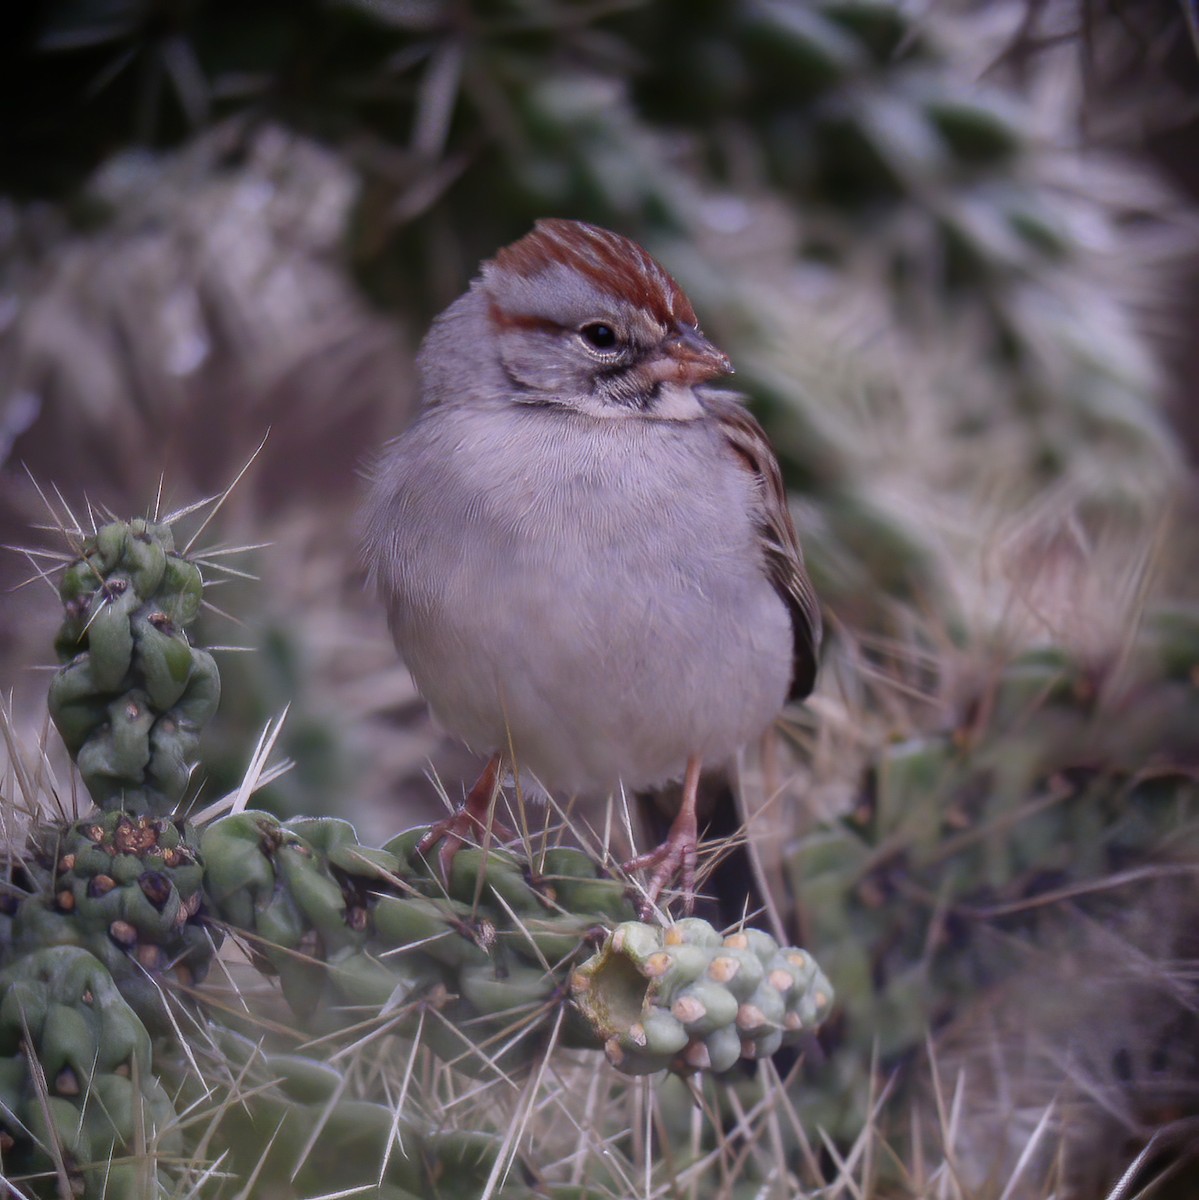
[{"left": 645, "top": 324, "right": 733, "bottom": 386}]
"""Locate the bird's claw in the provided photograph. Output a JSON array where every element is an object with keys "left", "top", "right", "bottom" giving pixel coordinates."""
[
  {"left": 623, "top": 830, "right": 698, "bottom": 919},
  {"left": 416, "top": 807, "right": 517, "bottom": 880}
]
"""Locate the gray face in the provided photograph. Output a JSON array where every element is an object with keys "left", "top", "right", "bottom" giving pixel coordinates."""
[
  {"left": 483, "top": 260, "right": 680, "bottom": 414},
  {"left": 414, "top": 221, "right": 731, "bottom": 421}
]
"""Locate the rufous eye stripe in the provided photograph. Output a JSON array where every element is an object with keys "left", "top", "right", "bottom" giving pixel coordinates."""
[{"left": 486, "top": 303, "right": 562, "bottom": 333}]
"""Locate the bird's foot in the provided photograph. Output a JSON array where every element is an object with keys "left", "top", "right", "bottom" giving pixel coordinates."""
[
  {"left": 416, "top": 755, "right": 516, "bottom": 879},
  {"left": 416, "top": 805, "right": 518, "bottom": 880},
  {"left": 623, "top": 827, "right": 698, "bottom": 919}
]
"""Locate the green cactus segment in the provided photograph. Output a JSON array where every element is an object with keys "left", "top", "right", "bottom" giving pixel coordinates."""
[
  {"left": 198, "top": 1030, "right": 532, "bottom": 1198},
  {"left": 12, "top": 812, "right": 218, "bottom": 1030},
  {"left": 0, "top": 946, "right": 180, "bottom": 1199},
  {"left": 794, "top": 636, "right": 1199, "bottom": 1133},
  {"left": 48, "top": 518, "right": 219, "bottom": 815},
  {"left": 570, "top": 919, "right": 834, "bottom": 1076}
]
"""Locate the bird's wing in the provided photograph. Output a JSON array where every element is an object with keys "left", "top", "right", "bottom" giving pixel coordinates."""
[{"left": 708, "top": 394, "right": 822, "bottom": 700}]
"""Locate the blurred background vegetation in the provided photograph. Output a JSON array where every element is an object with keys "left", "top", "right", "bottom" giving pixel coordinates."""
[{"left": 2, "top": 0, "right": 1199, "bottom": 1195}]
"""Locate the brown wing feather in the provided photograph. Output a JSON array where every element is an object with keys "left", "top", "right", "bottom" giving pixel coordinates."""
[{"left": 708, "top": 394, "right": 822, "bottom": 701}]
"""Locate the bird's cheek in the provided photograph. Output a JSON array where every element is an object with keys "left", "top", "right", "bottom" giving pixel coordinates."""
[{"left": 498, "top": 333, "right": 573, "bottom": 392}]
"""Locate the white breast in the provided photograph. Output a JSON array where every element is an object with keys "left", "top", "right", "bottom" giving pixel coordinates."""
[{"left": 368, "top": 402, "right": 793, "bottom": 796}]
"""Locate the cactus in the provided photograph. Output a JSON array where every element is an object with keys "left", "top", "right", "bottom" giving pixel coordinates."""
[
  {"left": 201, "top": 810, "right": 835, "bottom": 1079},
  {"left": 48, "top": 518, "right": 219, "bottom": 817},
  {"left": 11, "top": 811, "right": 217, "bottom": 1030},
  {"left": 793, "top": 622, "right": 1199, "bottom": 1142},
  {"left": 186, "top": 1029, "right": 536, "bottom": 1198},
  {"left": 2, "top": 519, "right": 227, "bottom": 1034},
  {"left": 0, "top": 946, "right": 180, "bottom": 1199}
]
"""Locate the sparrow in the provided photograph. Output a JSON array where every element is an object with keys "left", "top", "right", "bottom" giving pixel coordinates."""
[{"left": 361, "top": 218, "right": 820, "bottom": 914}]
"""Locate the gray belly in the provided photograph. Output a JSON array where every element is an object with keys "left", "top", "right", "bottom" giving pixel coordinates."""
[{"left": 375, "top": 405, "right": 793, "bottom": 795}]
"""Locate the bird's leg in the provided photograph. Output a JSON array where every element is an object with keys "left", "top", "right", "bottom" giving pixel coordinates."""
[
  {"left": 416, "top": 753, "right": 517, "bottom": 878},
  {"left": 623, "top": 755, "right": 703, "bottom": 917}
]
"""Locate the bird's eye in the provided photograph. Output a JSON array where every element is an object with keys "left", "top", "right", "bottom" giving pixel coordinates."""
[{"left": 579, "top": 323, "right": 620, "bottom": 352}]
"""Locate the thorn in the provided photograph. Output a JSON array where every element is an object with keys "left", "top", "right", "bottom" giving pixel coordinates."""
[
  {"left": 199, "top": 597, "right": 248, "bottom": 629},
  {"left": 182, "top": 429, "right": 270, "bottom": 556}
]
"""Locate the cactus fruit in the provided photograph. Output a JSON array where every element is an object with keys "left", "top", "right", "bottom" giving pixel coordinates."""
[
  {"left": 0, "top": 946, "right": 180, "bottom": 1198},
  {"left": 12, "top": 811, "right": 218, "bottom": 1028},
  {"left": 49, "top": 518, "right": 219, "bottom": 816},
  {"left": 570, "top": 918, "right": 834, "bottom": 1076}
]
